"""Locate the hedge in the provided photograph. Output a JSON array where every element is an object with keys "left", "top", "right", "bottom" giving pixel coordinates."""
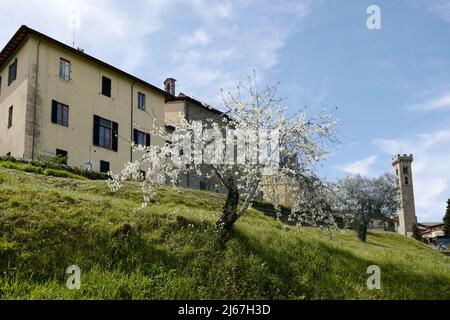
[{"left": 0, "top": 156, "right": 109, "bottom": 180}]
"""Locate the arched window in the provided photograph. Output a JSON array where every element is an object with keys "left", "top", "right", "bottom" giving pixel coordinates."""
[{"left": 403, "top": 166, "right": 408, "bottom": 174}]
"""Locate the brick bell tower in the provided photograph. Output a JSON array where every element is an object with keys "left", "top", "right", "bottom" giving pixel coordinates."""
[{"left": 392, "top": 154, "right": 418, "bottom": 236}]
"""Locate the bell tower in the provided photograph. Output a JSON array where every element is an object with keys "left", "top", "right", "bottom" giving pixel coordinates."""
[{"left": 392, "top": 154, "right": 418, "bottom": 236}]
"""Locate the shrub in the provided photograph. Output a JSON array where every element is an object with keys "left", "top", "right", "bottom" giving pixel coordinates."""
[
  {"left": 0, "top": 156, "right": 108, "bottom": 180},
  {"left": 43, "top": 169, "right": 85, "bottom": 180}
]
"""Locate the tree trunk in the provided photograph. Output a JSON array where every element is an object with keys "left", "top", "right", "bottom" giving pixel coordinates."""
[
  {"left": 357, "top": 222, "right": 367, "bottom": 242},
  {"left": 216, "top": 178, "right": 240, "bottom": 235},
  {"left": 356, "top": 212, "right": 368, "bottom": 242}
]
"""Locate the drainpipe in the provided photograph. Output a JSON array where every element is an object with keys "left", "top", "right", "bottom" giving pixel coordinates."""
[
  {"left": 130, "top": 81, "right": 136, "bottom": 162},
  {"left": 31, "top": 39, "right": 42, "bottom": 160},
  {"left": 185, "top": 101, "right": 190, "bottom": 188}
]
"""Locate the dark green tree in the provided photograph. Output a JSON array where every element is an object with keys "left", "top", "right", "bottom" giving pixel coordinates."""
[
  {"left": 444, "top": 199, "right": 450, "bottom": 237},
  {"left": 335, "top": 173, "right": 399, "bottom": 242}
]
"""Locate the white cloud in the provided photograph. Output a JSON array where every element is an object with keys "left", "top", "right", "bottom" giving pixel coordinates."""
[
  {"left": 374, "top": 129, "right": 450, "bottom": 222},
  {"left": 180, "top": 30, "right": 211, "bottom": 47},
  {"left": 430, "top": 0, "right": 450, "bottom": 22},
  {"left": 411, "top": 92, "right": 450, "bottom": 111},
  {"left": 0, "top": 0, "right": 174, "bottom": 73},
  {"left": 339, "top": 156, "right": 378, "bottom": 177},
  {"left": 164, "top": 0, "right": 313, "bottom": 105}
]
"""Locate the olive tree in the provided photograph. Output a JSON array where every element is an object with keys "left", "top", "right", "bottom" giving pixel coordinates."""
[{"left": 335, "top": 173, "right": 399, "bottom": 242}]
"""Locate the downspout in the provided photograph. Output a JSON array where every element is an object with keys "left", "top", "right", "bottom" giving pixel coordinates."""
[
  {"left": 130, "top": 81, "right": 136, "bottom": 162},
  {"left": 185, "top": 101, "right": 190, "bottom": 188},
  {"left": 31, "top": 39, "right": 42, "bottom": 160}
]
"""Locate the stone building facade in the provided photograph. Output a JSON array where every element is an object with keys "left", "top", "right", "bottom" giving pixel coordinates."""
[{"left": 392, "top": 154, "right": 418, "bottom": 236}]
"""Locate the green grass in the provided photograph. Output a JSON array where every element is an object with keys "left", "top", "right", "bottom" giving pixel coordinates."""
[{"left": 0, "top": 166, "right": 449, "bottom": 300}]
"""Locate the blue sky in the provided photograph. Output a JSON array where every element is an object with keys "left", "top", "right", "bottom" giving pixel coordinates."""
[{"left": 1, "top": 0, "right": 450, "bottom": 221}]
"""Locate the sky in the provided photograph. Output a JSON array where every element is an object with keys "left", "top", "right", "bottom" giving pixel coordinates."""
[{"left": 1, "top": 0, "right": 450, "bottom": 222}]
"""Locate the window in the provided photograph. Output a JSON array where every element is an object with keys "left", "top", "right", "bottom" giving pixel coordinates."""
[
  {"left": 51, "top": 100, "right": 69, "bottom": 127},
  {"left": 133, "top": 129, "right": 150, "bottom": 147},
  {"left": 8, "top": 58, "right": 17, "bottom": 86},
  {"left": 59, "top": 58, "right": 71, "bottom": 80},
  {"left": 93, "top": 115, "right": 118, "bottom": 151},
  {"left": 102, "top": 76, "right": 111, "bottom": 97},
  {"left": 7, "top": 106, "right": 13, "bottom": 128},
  {"left": 405, "top": 177, "right": 409, "bottom": 185},
  {"left": 56, "top": 149, "right": 68, "bottom": 165},
  {"left": 200, "top": 181, "right": 207, "bottom": 191},
  {"left": 138, "top": 92, "right": 146, "bottom": 111},
  {"left": 403, "top": 166, "right": 408, "bottom": 174},
  {"left": 100, "top": 160, "right": 110, "bottom": 173}
]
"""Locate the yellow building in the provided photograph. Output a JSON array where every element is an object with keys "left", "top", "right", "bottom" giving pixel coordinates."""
[{"left": 0, "top": 25, "right": 170, "bottom": 173}]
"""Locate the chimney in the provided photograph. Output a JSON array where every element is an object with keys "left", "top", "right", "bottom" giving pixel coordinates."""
[{"left": 164, "top": 78, "right": 176, "bottom": 96}]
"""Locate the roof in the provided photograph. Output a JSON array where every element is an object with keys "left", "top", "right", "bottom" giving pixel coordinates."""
[
  {"left": 166, "top": 94, "right": 231, "bottom": 119},
  {"left": 0, "top": 25, "right": 173, "bottom": 98},
  {"left": 418, "top": 222, "right": 445, "bottom": 228}
]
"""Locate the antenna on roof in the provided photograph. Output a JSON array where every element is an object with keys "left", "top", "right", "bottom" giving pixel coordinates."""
[{"left": 71, "top": 0, "right": 79, "bottom": 48}]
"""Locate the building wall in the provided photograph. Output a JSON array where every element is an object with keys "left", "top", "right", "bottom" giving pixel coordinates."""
[
  {"left": 0, "top": 38, "right": 33, "bottom": 158},
  {"left": 2, "top": 36, "right": 166, "bottom": 173},
  {"left": 165, "top": 99, "right": 228, "bottom": 193}
]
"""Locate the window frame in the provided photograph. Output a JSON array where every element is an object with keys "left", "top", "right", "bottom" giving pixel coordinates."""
[
  {"left": 59, "top": 58, "right": 71, "bottom": 81},
  {"left": 138, "top": 92, "right": 146, "bottom": 111},
  {"left": 99, "top": 119, "right": 113, "bottom": 149},
  {"left": 8, "top": 58, "right": 17, "bottom": 86},
  {"left": 93, "top": 115, "right": 118, "bottom": 152},
  {"left": 52, "top": 100, "right": 69, "bottom": 127},
  {"left": 133, "top": 129, "right": 150, "bottom": 147}
]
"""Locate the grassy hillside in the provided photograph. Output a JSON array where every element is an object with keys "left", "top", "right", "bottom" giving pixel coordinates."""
[{"left": 0, "top": 166, "right": 449, "bottom": 300}]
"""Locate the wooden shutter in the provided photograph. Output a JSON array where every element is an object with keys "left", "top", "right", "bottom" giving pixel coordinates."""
[
  {"left": 133, "top": 129, "right": 138, "bottom": 145},
  {"left": 51, "top": 100, "right": 58, "bottom": 124},
  {"left": 8, "top": 64, "right": 12, "bottom": 86},
  {"left": 112, "top": 121, "right": 119, "bottom": 151},
  {"left": 102, "top": 76, "right": 111, "bottom": 97},
  {"left": 145, "top": 133, "right": 151, "bottom": 147},
  {"left": 13, "top": 59, "right": 17, "bottom": 81},
  {"left": 93, "top": 115, "right": 100, "bottom": 146}
]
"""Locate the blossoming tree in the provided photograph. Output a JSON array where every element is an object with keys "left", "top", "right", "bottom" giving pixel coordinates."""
[{"left": 109, "top": 75, "right": 340, "bottom": 237}]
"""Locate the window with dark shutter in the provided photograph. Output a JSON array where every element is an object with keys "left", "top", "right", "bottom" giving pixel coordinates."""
[
  {"left": 93, "top": 115, "right": 118, "bottom": 151},
  {"left": 102, "top": 76, "right": 111, "bottom": 97},
  {"left": 100, "top": 160, "right": 110, "bottom": 173},
  {"left": 51, "top": 100, "right": 69, "bottom": 127},
  {"left": 8, "top": 59, "right": 17, "bottom": 86},
  {"left": 133, "top": 129, "right": 150, "bottom": 147},
  {"left": 138, "top": 92, "right": 146, "bottom": 111}
]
